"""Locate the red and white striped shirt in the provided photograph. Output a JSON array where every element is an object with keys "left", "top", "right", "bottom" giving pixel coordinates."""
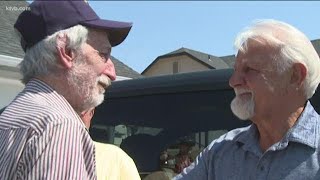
[{"left": 0, "top": 79, "right": 96, "bottom": 179}]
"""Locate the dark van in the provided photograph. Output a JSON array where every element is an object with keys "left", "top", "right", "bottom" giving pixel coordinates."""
[{"left": 89, "top": 68, "right": 320, "bottom": 177}]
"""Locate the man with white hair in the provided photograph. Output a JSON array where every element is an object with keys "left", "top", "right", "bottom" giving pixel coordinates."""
[
  {"left": 174, "top": 19, "right": 320, "bottom": 179},
  {"left": 0, "top": 0, "right": 132, "bottom": 179}
]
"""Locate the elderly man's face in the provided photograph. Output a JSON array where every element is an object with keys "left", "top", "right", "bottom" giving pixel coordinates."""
[
  {"left": 229, "top": 40, "right": 291, "bottom": 121},
  {"left": 67, "top": 29, "right": 116, "bottom": 111}
]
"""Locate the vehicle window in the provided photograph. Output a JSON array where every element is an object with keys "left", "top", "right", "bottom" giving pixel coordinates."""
[{"left": 90, "top": 122, "right": 228, "bottom": 177}]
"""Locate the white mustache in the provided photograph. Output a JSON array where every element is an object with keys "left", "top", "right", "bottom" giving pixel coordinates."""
[
  {"left": 97, "top": 75, "right": 111, "bottom": 89},
  {"left": 234, "top": 88, "right": 252, "bottom": 96}
]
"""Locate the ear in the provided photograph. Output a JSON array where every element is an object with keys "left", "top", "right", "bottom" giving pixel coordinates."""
[
  {"left": 56, "top": 33, "right": 75, "bottom": 69},
  {"left": 290, "top": 63, "right": 307, "bottom": 88}
]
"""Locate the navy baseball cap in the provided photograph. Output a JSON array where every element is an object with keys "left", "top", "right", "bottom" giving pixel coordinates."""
[{"left": 14, "top": 0, "right": 133, "bottom": 52}]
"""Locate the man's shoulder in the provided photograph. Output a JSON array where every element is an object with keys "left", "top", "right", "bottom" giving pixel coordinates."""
[
  {"left": 206, "top": 125, "right": 252, "bottom": 153},
  {"left": 224, "top": 125, "right": 252, "bottom": 140},
  {"left": 1, "top": 99, "right": 82, "bottom": 135}
]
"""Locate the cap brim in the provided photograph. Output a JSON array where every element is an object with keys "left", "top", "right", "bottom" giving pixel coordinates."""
[{"left": 81, "top": 19, "right": 132, "bottom": 47}]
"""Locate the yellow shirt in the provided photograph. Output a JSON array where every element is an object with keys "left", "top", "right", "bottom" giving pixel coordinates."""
[{"left": 94, "top": 142, "right": 141, "bottom": 180}]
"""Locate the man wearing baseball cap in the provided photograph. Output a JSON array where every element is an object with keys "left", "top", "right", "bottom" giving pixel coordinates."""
[{"left": 0, "top": 0, "right": 132, "bottom": 179}]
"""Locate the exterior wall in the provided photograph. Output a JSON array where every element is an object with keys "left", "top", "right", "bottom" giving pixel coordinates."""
[
  {"left": 143, "top": 55, "right": 210, "bottom": 77},
  {"left": 0, "top": 75, "right": 24, "bottom": 109},
  {"left": 0, "top": 55, "right": 24, "bottom": 109}
]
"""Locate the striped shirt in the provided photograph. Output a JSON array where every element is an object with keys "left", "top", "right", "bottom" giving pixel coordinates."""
[{"left": 0, "top": 79, "right": 97, "bottom": 180}]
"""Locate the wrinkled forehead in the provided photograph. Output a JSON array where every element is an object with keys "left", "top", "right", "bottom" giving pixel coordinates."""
[
  {"left": 87, "top": 29, "right": 111, "bottom": 50},
  {"left": 235, "top": 39, "right": 279, "bottom": 67}
]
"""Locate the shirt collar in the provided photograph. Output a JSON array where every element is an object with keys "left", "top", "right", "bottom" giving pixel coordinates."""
[
  {"left": 235, "top": 124, "right": 262, "bottom": 156},
  {"left": 285, "top": 101, "right": 319, "bottom": 148},
  {"left": 235, "top": 101, "right": 319, "bottom": 151}
]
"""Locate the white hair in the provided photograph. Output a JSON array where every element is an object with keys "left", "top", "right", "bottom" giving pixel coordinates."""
[
  {"left": 234, "top": 19, "right": 320, "bottom": 99},
  {"left": 19, "top": 25, "right": 89, "bottom": 84}
]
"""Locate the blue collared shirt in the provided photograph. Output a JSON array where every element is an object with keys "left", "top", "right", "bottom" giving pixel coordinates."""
[{"left": 174, "top": 101, "right": 320, "bottom": 180}]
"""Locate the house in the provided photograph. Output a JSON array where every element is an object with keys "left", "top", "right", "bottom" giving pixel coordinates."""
[
  {"left": 142, "top": 39, "right": 320, "bottom": 77},
  {"left": 311, "top": 39, "right": 320, "bottom": 56},
  {"left": 220, "top": 55, "right": 236, "bottom": 68},
  {"left": 0, "top": 1, "right": 141, "bottom": 108},
  {"left": 141, "top": 47, "right": 230, "bottom": 77}
]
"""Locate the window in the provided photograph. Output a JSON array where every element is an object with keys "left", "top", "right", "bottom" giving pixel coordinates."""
[{"left": 173, "top": 61, "right": 179, "bottom": 74}]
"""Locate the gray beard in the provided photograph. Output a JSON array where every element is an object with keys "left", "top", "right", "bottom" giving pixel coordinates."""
[
  {"left": 230, "top": 96, "right": 255, "bottom": 120},
  {"left": 66, "top": 54, "right": 99, "bottom": 112}
]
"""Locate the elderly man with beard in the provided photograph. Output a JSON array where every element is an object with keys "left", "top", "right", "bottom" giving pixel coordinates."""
[
  {"left": 0, "top": 0, "right": 132, "bottom": 179},
  {"left": 174, "top": 19, "right": 320, "bottom": 180}
]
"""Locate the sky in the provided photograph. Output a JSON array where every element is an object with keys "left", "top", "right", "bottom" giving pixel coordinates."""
[{"left": 88, "top": 1, "right": 320, "bottom": 73}]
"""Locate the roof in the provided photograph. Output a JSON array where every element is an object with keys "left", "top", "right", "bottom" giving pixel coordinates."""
[
  {"left": 94, "top": 69, "right": 251, "bottom": 131},
  {"left": 0, "top": 1, "right": 141, "bottom": 79},
  {"left": 106, "top": 68, "right": 234, "bottom": 98},
  {"left": 311, "top": 39, "right": 320, "bottom": 56},
  {"left": 220, "top": 55, "right": 235, "bottom": 68},
  {"left": 111, "top": 56, "right": 143, "bottom": 79},
  {"left": 142, "top": 47, "right": 230, "bottom": 74}
]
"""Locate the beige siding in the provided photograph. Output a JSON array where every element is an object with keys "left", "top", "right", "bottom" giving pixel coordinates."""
[
  {"left": 0, "top": 75, "right": 24, "bottom": 109},
  {"left": 0, "top": 55, "right": 24, "bottom": 109},
  {"left": 143, "top": 55, "right": 210, "bottom": 76}
]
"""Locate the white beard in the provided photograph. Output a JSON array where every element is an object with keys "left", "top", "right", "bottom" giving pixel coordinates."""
[
  {"left": 230, "top": 88, "right": 255, "bottom": 120},
  {"left": 91, "top": 75, "right": 111, "bottom": 107},
  {"left": 66, "top": 54, "right": 111, "bottom": 112}
]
